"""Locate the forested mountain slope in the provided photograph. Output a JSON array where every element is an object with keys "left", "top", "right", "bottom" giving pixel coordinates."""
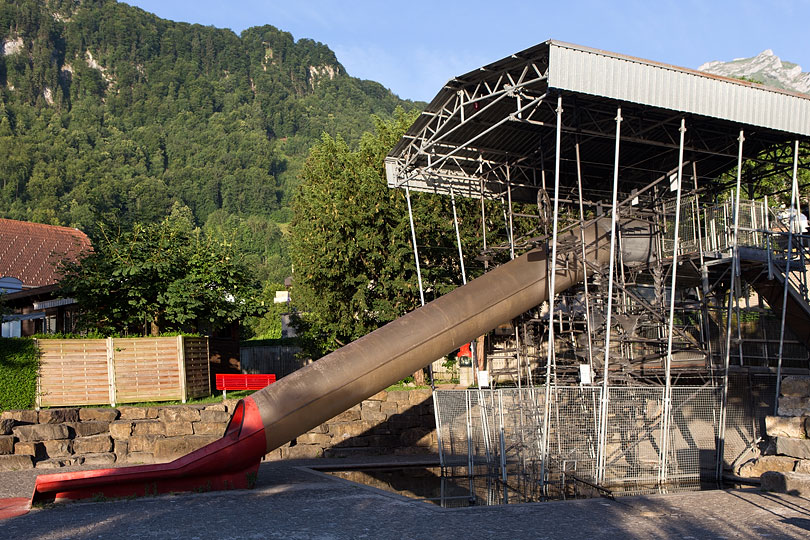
[{"left": 0, "top": 0, "right": 421, "bottom": 282}]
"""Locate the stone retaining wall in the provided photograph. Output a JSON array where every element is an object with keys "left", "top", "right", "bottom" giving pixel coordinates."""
[
  {"left": 0, "top": 389, "right": 437, "bottom": 471},
  {"left": 738, "top": 375, "right": 810, "bottom": 494}
]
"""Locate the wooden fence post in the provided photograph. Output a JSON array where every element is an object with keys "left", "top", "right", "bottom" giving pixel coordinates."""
[
  {"left": 34, "top": 338, "right": 41, "bottom": 410},
  {"left": 106, "top": 337, "right": 116, "bottom": 407},
  {"left": 177, "top": 335, "right": 187, "bottom": 403}
]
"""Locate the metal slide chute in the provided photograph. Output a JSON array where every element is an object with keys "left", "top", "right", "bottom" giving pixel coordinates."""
[{"left": 31, "top": 219, "right": 638, "bottom": 503}]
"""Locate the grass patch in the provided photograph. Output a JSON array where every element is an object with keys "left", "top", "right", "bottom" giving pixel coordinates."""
[
  {"left": 0, "top": 338, "right": 40, "bottom": 411},
  {"left": 385, "top": 382, "right": 431, "bottom": 392},
  {"left": 66, "top": 389, "right": 256, "bottom": 409}
]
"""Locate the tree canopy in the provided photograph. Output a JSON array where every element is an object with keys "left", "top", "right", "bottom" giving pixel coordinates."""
[
  {"left": 289, "top": 110, "right": 522, "bottom": 356},
  {"left": 59, "top": 208, "right": 260, "bottom": 336}
]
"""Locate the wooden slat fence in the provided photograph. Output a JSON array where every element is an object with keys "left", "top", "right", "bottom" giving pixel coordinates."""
[{"left": 36, "top": 336, "right": 210, "bottom": 407}]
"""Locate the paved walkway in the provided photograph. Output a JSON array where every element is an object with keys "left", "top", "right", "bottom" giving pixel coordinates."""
[{"left": 1, "top": 458, "right": 809, "bottom": 539}]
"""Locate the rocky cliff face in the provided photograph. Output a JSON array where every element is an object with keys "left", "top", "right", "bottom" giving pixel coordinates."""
[{"left": 699, "top": 49, "right": 810, "bottom": 94}]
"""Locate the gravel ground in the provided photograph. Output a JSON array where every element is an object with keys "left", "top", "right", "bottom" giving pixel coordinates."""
[{"left": 1, "top": 457, "right": 809, "bottom": 539}]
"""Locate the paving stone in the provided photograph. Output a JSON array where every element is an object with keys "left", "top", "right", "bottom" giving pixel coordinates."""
[
  {"left": 129, "top": 434, "right": 163, "bottom": 453},
  {"left": 118, "top": 407, "right": 148, "bottom": 420},
  {"left": 766, "top": 416, "right": 807, "bottom": 438},
  {"left": 283, "top": 444, "right": 323, "bottom": 459},
  {"left": 761, "top": 471, "right": 810, "bottom": 496},
  {"left": 360, "top": 409, "right": 387, "bottom": 423},
  {"left": 296, "top": 433, "right": 331, "bottom": 445},
  {"left": 153, "top": 435, "right": 218, "bottom": 460},
  {"left": 0, "top": 454, "right": 33, "bottom": 471},
  {"left": 327, "top": 421, "right": 373, "bottom": 439},
  {"left": 73, "top": 434, "right": 112, "bottom": 454},
  {"left": 408, "top": 389, "right": 432, "bottom": 404},
  {"left": 1, "top": 410, "right": 38, "bottom": 423},
  {"left": 42, "top": 439, "right": 73, "bottom": 458},
  {"left": 79, "top": 408, "right": 119, "bottom": 422},
  {"left": 65, "top": 421, "right": 111, "bottom": 437},
  {"left": 0, "top": 435, "right": 14, "bottom": 454},
  {"left": 380, "top": 401, "right": 399, "bottom": 415},
  {"left": 38, "top": 408, "right": 79, "bottom": 424},
  {"left": 36, "top": 457, "right": 81, "bottom": 469},
  {"left": 776, "top": 437, "right": 810, "bottom": 459},
  {"left": 778, "top": 396, "right": 810, "bottom": 416},
  {"left": 165, "top": 421, "right": 194, "bottom": 436},
  {"left": 361, "top": 401, "right": 381, "bottom": 413},
  {"left": 82, "top": 453, "right": 116, "bottom": 467},
  {"left": 400, "top": 427, "right": 435, "bottom": 448},
  {"left": 0, "top": 418, "right": 15, "bottom": 435},
  {"left": 199, "top": 410, "right": 230, "bottom": 423},
  {"left": 203, "top": 403, "right": 227, "bottom": 412},
  {"left": 123, "top": 452, "right": 158, "bottom": 465},
  {"left": 14, "top": 441, "right": 43, "bottom": 458},
  {"left": 114, "top": 439, "right": 128, "bottom": 457},
  {"left": 781, "top": 376, "right": 810, "bottom": 397},
  {"left": 738, "top": 455, "right": 797, "bottom": 477},
  {"left": 12, "top": 423, "right": 69, "bottom": 442},
  {"left": 132, "top": 420, "right": 166, "bottom": 436},
  {"left": 109, "top": 421, "right": 133, "bottom": 439},
  {"left": 795, "top": 459, "right": 810, "bottom": 474},
  {"left": 192, "top": 422, "right": 225, "bottom": 436},
  {"left": 159, "top": 407, "right": 201, "bottom": 423},
  {"left": 328, "top": 406, "right": 361, "bottom": 423},
  {"left": 387, "top": 391, "right": 411, "bottom": 403}
]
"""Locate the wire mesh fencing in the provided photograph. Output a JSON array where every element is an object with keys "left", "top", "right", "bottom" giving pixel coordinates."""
[{"left": 434, "top": 384, "right": 736, "bottom": 494}]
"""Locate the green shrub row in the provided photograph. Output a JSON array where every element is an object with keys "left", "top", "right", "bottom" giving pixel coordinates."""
[{"left": 0, "top": 338, "right": 39, "bottom": 411}]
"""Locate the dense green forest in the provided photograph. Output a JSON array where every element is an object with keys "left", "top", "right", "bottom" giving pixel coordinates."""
[{"left": 0, "top": 0, "right": 422, "bottom": 285}]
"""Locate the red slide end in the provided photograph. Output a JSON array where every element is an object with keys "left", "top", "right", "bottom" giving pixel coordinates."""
[
  {"left": 31, "top": 397, "right": 267, "bottom": 504},
  {"left": 0, "top": 498, "right": 31, "bottom": 520}
]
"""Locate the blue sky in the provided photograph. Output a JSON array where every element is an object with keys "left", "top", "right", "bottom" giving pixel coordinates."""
[{"left": 125, "top": 0, "right": 810, "bottom": 102}]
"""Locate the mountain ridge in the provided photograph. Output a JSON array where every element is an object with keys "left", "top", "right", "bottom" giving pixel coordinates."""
[
  {"left": 0, "top": 0, "right": 422, "bottom": 283},
  {"left": 699, "top": 49, "right": 810, "bottom": 94}
]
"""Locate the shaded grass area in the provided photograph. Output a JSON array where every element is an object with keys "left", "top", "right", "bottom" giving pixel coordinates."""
[{"left": 0, "top": 338, "right": 39, "bottom": 411}]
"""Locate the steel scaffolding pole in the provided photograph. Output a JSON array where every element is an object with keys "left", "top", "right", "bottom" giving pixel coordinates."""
[
  {"left": 659, "top": 118, "right": 687, "bottom": 485},
  {"left": 775, "top": 140, "right": 801, "bottom": 411},
  {"left": 507, "top": 169, "right": 515, "bottom": 260},
  {"left": 451, "top": 188, "right": 467, "bottom": 285},
  {"left": 541, "top": 95, "right": 563, "bottom": 489},
  {"left": 405, "top": 183, "right": 433, "bottom": 389},
  {"left": 597, "top": 106, "right": 623, "bottom": 485},
  {"left": 405, "top": 184, "right": 425, "bottom": 307},
  {"left": 575, "top": 143, "right": 595, "bottom": 370},
  {"left": 717, "top": 130, "right": 745, "bottom": 482}
]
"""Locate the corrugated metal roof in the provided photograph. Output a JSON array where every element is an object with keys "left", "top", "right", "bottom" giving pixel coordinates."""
[
  {"left": 547, "top": 41, "right": 810, "bottom": 137},
  {"left": 386, "top": 40, "right": 809, "bottom": 201}
]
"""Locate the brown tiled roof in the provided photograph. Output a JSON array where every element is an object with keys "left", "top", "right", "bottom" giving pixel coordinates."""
[{"left": 0, "top": 219, "right": 92, "bottom": 288}]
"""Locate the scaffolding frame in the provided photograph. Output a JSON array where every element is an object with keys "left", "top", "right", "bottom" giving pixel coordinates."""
[{"left": 391, "top": 41, "right": 810, "bottom": 494}]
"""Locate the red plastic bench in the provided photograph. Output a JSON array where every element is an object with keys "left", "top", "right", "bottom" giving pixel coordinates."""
[{"left": 216, "top": 373, "right": 276, "bottom": 399}]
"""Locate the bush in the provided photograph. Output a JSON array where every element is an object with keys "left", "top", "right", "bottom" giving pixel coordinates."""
[{"left": 0, "top": 338, "right": 40, "bottom": 411}]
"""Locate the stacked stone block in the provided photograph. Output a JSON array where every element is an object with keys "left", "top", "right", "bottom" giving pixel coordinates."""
[
  {"left": 737, "top": 375, "right": 810, "bottom": 495},
  {"left": 266, "top": 388, "right": 437, "bottom": 460},
  {"left": 0, "top": 389, "right": 438, "bottom": 471},
  {"left": 0, "top": 402, "right": 236, "bottom": 471}
]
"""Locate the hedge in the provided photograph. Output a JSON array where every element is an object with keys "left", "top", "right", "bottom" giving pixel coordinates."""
[{"left": 0, "top": 338, "right": 39, "bottom": 411}]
